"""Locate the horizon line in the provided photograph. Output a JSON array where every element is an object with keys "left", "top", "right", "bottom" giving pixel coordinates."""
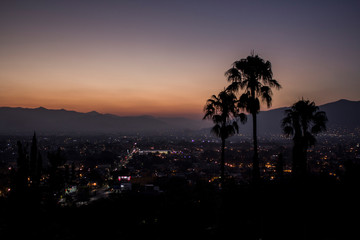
[{"left": 1, "top": 98, "right": 358, "bottom": 119}]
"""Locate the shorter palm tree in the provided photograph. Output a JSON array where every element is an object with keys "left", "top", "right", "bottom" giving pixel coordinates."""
[
  {"left": 203, "top": 90, "right": 246, "bottom": 184},
  {"left": 282, "top": 99, "right": 328, "bottom": 178}
]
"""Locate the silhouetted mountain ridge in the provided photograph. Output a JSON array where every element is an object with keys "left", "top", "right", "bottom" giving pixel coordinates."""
[
  {"left": 0, "top": 99, "right": 359, "bottom": 135},
  {"left": 0, "top": 107, "right": 165, "bottom": 134},
  {"left": 0, "top": 106, "right": 210, "bottom": 135},
  {"left": 252, "top": 99, "right": 360, "bottom": 135}
]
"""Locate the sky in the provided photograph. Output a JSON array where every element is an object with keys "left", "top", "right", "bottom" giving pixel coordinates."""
[{"left": 1, "top": 0, "right": 359, "bottom": 118}]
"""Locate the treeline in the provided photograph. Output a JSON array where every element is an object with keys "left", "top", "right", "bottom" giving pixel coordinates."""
[
  {"left": 204, "top": 53, "right": 330, "bottom": 184},
  {"left": 9, "top": 132, "right": 73, "bottom": 205}
]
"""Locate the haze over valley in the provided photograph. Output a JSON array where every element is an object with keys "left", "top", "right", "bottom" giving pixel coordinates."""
[{"left": 1, "top": 99, "right": 358, "bottom": 136}]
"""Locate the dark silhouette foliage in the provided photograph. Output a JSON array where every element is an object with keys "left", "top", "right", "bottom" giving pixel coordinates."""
[
  {"left": 12, "top": 132, "right": 42, "bottom": 201},
  {"left": 14, "top": 141, "right": 28, "bottom": 197},
  {"left": 203, "top": 89, "right": 246, "bottom": 184},
  {"left": 225, "top": 53, "right": 281, "bottom": 182},
  {"left": 47, "top": 147, "right": 67, "bottom": 199},
  {"left": 282, "top": 99, "right": 328, "bottom": 178}
]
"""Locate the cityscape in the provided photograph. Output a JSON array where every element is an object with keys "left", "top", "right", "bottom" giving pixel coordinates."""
[
  {"left": 1, "top": 1, "right": 360, "bottom": 239},
  {"left": 1, "top": 130, "right": 360, "bottom": 200},
  {"left": 0, "top": 127, "right": 359, "bottom": 238}
]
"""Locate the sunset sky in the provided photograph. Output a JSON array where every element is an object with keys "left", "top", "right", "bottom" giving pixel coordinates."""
[{"left": 1, "top": 0, "right": 359, "bottom": 118}]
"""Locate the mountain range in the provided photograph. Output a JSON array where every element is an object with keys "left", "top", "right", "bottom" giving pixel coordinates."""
[
  {"left": 252, "top": 99, "right": 360, "bottom": 136},
  {"left": 0, "top": 99, "right": 359, "bottom": 135}
]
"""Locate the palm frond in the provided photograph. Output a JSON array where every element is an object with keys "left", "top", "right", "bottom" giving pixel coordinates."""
[
  {"left": 212, "top": 114, "right": 223, "bottom": 124},
  {"left": 282, "top": 99, "right": 327, "bottom": 145},
  {"left": 283, "top": 126, "right": 294, "bottom": 137},
  {"left": 238, "top": 92, "right": 249, "bottom": 110},
  {"left": 225, "top": 67, "right": 241, "bottom": 82},
  {"left": 211, "top": 124, "right": 221, "bottom": 138},
  {"left": 203, "top": 89, "right": 247, "bottom": 140},
  {"left": 260, "top": 86, "right": 273, "bottom": 108},
  {"left": 304, "top": 132, "right": 317, "bottom": 147},
  {"left": 311, "top": 111, "right": 328, "bottom": 134},
  {"left": 232, "top": 121, "right": 239, "bottom": 133},
  {"left": 238, "top": 113, "right": 247, "bottom": 124},
  {"left": 225, "top": 54, "right": 281, "bottom": 113},
  {"left": 268, "top": 79, "right": 281, "bottom": 89},
  {"left": 281, "top": 113, "right": 293, "bottom": 127}
]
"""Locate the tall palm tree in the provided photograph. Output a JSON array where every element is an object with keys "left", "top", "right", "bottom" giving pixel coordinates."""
[
  {"left": 225, "top": 53, "right": 281, "bottom": 182},
  {"left": 282, "top": 99, "right": 328, "bottom": 178},
  {"left": 203, "top": 90, "right": 246, "bottom": 184}
]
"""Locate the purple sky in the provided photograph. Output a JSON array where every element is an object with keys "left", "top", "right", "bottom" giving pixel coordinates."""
[{"left": 1, "top": 0, "right": 359, "bottom": 118}]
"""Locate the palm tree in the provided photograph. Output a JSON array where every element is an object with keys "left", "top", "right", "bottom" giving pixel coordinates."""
[
  {"left": 282, "top": 99, "right": 328, "bottom": 178},
  {"left": 203, "top": 90, "right": 246, "bottom": 184},
  {"left": 225, "top": 53, "right": 281, "bottom": 182}
]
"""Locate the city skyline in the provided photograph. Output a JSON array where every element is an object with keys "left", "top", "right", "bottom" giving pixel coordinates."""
[{"left": 1, "top": 1, "right": 360, "bottom": 118}]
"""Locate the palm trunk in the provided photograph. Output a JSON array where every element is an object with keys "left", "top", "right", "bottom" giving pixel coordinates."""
[
  {"left": 292, "top": 137, "right": 307, "bottom": 180},
  {"left": 292, "top": 139, "right": 301, "bottom": 178},
  {"left": 220, "top": 138, "right": 225, "bottom": 185},
  {"left": 252, "top": 112, "right": 260, "bottom": 183},
  {"left": 300, "top": 140, "right": 308, "bottom": 178}
]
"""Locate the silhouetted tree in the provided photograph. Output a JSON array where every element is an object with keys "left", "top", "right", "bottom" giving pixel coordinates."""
[
  {"left": 48, "top": 148, "right": 67, "bottom": 197},
  {"left": 48, "top": 148, "right": 66, "bottom": 169},
  {"left": 15, "top": 141, "right": 28, "bottom": 196},
  {"left": 203, "top": 89, "right": 246, "bottom": 184},
  {"left": 225, "top": 53, "right": 281, "bottom": 183},
  {"left": 12, "top": 134, "right": 43, "bottom": 203},
  {"left": 29, "top": 132, "right": 42, "bottom": 189},
  {"left": 36, "top": 154, "right": 42, "bottom": 185},
  {"left": 282, "top": 99, "right": 327, "bottom": 178},
  {"left": 30, "top": 133, "right": 37, "bottom": 175}
]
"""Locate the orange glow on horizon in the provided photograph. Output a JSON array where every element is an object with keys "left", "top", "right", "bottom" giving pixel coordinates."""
[
  {"left": 1, "top": 1, "right": 360, "bottom": 120},
  {"left": 0, "top": 81, "right": 207, "bottom": 118}
]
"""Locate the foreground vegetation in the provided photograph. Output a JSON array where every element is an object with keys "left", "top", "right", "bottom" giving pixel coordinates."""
[{"left": 1, "top": 174, "right": 359, "bottom": 240}]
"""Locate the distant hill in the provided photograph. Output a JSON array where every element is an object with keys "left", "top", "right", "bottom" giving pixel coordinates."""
[
  {"left": 0, "top": 107, "right": 157, "bottom": 134},
  {"left": 212, "top": 99, "right": 360, "bottom": 136},
  {"left": 318, "top": 99, "right": 360, "bottom": 130},
  {"left": 251, "top": 99, "right": 360, "bottom": 136},
  {"left": 0, "top": 99, "right": 359, "bottom": 135},
  {"left": 0, "top": 107, "right": 209, "bottom": 135}
]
